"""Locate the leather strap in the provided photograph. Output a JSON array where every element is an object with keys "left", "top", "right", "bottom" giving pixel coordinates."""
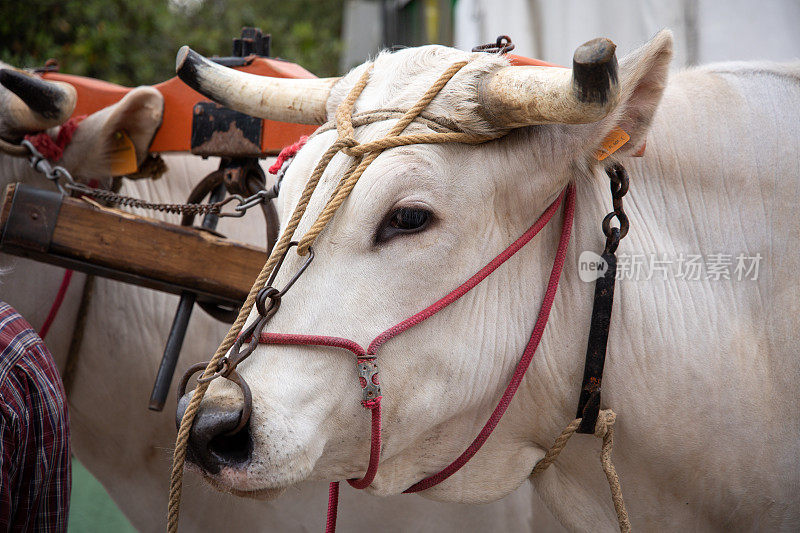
[{"left": 575, "top": 250, "right": 616, "bottom": 433}]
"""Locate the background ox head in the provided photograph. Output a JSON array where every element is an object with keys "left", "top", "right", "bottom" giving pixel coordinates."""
[
  {"left": 176, "top": 31, "right": 672, "bottom": 501},
  {"left": 0, "top": 64, "right": 163, "bottom": 189}
]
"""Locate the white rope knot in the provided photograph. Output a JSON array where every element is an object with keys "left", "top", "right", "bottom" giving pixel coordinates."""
[
  {"left": 593, "top": 408, "right": 616, "bottom": 439},
  {"left": 339, "top": 135, "right": 360, "bottom": 157},
  {"left": 530, "top": 409, "right": 630, "bottom": 533}
]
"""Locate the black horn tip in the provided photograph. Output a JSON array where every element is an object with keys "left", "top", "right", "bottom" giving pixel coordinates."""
[
  {"left": 0, "top": 69, "right": 13, "bottom": 86},
  {"left": 175, "top": 45, "right": 192, "bottom": 73},
  {"left": 175, "top": 46, "right": 207, "bottom": 96},
  {"left": 572, "top": 38, "right": 618, "bottom": 105},
  {"left": 0, "top": 69, "right": 71, "bottom": 120}
]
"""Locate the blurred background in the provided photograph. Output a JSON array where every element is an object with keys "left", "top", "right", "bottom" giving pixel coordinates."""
[
  {"left": 3, "top": 0, "right": 800, "bottom": 85},
  {"left": 1, "top": 1, "right": 798, "bottom": 531}
]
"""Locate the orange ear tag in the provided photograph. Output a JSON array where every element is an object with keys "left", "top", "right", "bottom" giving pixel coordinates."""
[
  {"left": 594, "top": 127, "right": 630, "bottom": 161},
  {"left": 109, "top": 131, "right": 139, "bottom": 176}
]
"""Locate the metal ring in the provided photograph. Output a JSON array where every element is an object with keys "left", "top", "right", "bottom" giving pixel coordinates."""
[
  {"left": 255, "top": 286, "right": 281, "bottom": 317},
  {"left": 196, "top": 359, "right": 229, "bottom": 384},
  {"left": 180, "top": 170, "right": 226, "bottom": 227},
  {"left": 52, "top": 165, "right": 76, "bottom": 184},
  {"left": 610, "top": 177, "right": 629, "bottom": 198},
  {"left": 277, "top": 244, "right": 314, "bottom": 296},
  {"left": 175, "top": 362, "right": 252, "bottom": 436},
  {"left": 606, "top": 163, "right": 624, "bottom": 183},
  {"left": 607, "top": 165, "right": 629, "bottom": 195},
  {"left": 472, "top": 35, "right": 515, "bottom": 54},
  {"left": 602, "top": 211, "right": 629, "bottom": 240},
  {"left": 224, "top": 369, "right": 253, "bottom": 435},
  {"left": 177, "top": 361, "right": 212, "bottom": 399},
  {"left": 20, "top": 139, "right": 41, "bottom": 159}
]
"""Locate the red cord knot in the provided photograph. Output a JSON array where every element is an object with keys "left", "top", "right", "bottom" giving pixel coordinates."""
[
  {"left": 268, "top": 135, "right": 308, "bottom": 174},
  {"left": 24, "top": 116, "right": 85, "bottom": 162},
  {"left": 356, "top": 358, "right": 381, "bottom": 407},
  {"left": 361, "top": 395, "right": 382, "bottom": 410}
]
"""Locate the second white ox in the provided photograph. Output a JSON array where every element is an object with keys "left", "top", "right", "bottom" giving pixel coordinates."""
[
  {"left": 178, "top": 30, "right": 800, "bottom": 530},
  {"left": 0, "top": 67, "right": 554, "bottom": 530}
]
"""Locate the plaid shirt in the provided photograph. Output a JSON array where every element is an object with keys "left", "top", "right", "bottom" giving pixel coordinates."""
[{"left": 0, "top": 302, "right": 70, "bottom": 532}]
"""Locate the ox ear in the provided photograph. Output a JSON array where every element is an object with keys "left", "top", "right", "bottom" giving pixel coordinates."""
[
  {"left": 62, "top": 87, "right": 163, "bottom": 179},
  {"left": 583, "top": 30, "right": 673, "bottom": 159}
]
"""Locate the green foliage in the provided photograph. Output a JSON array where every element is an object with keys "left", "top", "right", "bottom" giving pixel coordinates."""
[{"left": 0, "top": 0, "right": 344, "bottom": 86}]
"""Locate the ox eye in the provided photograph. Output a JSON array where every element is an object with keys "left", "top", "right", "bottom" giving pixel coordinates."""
[{"left": 376, "top": 207, "right": 432, "bottom": 243}]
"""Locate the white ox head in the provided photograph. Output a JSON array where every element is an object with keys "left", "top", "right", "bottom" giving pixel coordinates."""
[
  {"left": 177, "top": 31, "right": 673, "bottom": 501},
  {"left": 0, "top": 64, "right": 163, "bottom": 187}
]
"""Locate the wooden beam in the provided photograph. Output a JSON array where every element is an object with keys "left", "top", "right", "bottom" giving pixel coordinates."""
[{"left": 0, "top": 183, "right": 267, "bottom": 306}]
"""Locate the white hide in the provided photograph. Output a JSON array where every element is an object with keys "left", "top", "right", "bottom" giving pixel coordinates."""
[
  {"left": 0, "top": 87, "right": 559, "bottom": 530},
  {"left": 196, "top": 33, "right": 800, "bottom": 531}
]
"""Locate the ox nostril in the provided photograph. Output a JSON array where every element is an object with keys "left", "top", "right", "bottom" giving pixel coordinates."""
[
  {"left": 176, "top": 392, "right": 252, "bottom": 474},
  {"left": 207, "top": 424, "right": 251, "bottom": 464}
]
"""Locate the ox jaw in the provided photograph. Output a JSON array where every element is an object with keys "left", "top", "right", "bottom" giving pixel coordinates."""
[
  {"left": 182, "top": 369, "right": 538, "bottom": 503},
  {"left": 200, "top": 469, "right": 287, "bottom": 501}
]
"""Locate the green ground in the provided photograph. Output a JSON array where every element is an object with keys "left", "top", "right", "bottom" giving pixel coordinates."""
[{"left": 69, "top": 460, "right": 137, "bottom": 533}]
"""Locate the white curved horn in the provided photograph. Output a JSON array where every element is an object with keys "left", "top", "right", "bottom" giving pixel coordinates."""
[
  {"left": 176, "top": 46, "right": 339, "bottom": 125},
  {"left": 0, "top": 68, "right": 77, "bottom": 136},
  {"left": 479, "top": 38, "right": 620, "bottom": 127}
]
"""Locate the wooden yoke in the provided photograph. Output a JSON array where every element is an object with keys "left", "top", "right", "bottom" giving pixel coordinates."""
[
  {"left": 41, "top": 55, "right": 318, "bottom": 155},
  {"left": 0, "top": 183, "right": 265, "bottom": 307}
]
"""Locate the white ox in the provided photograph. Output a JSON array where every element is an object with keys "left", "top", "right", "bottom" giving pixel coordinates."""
[
  {"left": 178, "top": 30, "right": 800, "bottom": 531},
  {"left": 0, "top": 67, "right": 558, "bottom": 530}
]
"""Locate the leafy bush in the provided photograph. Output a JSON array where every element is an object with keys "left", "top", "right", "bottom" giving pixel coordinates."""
[{"left": 0, "top": 0, "right": 344, "bottom": 85}]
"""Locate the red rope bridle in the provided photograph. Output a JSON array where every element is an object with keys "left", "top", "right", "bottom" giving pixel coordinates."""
[
  {"left": 38, "top": 269, "right": 73, "bottom": 339},
  {"left": 256, "top": 183, "right": 575, "bottom": 531}
]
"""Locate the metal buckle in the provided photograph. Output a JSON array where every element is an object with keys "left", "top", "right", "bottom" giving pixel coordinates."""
[
  {"left": 232, "top": 189, "right": 271, "bottom": 214},
  {"left": 356, "top": 358, "right": 381, "bottom": 404},
  {"left": 225, "top": 310, "right": 274, "bottom": 373}
]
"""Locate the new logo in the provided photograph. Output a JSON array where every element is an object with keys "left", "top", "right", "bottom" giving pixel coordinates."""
[{"left": 578, "top": 251, "right": 608, "bottom": 282}]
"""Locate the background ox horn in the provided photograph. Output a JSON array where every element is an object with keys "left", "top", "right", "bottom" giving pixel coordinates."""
[{"left": 0, "top": 69, "right": 77, "bottom": 135}]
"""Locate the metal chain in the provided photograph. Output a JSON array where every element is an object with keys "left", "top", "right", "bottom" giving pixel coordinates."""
[
  {"left": 64, "top": 181, "right": 246, "bottom": 216},
  {"left": 601, "top": 163, "right": 629, "bottom": 253},
  {"left": 472, "top": 35, "right": 515, "bottom": 54},
  {"left": 19, "top": 139, "right": 274, "bottom": 217}
]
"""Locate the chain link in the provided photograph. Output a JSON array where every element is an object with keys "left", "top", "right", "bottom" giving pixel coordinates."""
[
  {"left": 19, "top": 139, "right": 275, "bottom": 217},
  {"left": 602, "top": 163, "right": 630, "bottom": 254}
]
